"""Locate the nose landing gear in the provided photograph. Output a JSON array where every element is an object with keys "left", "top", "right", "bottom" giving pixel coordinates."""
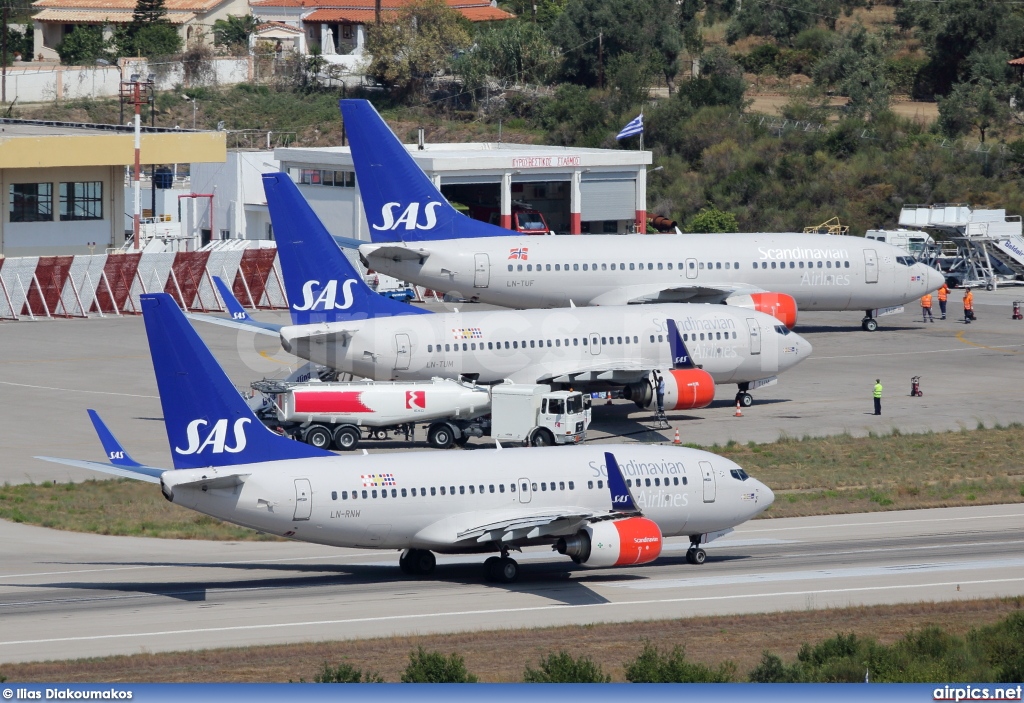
[{"left": 686, "top": 536, "right": 707, "bottom": 565}]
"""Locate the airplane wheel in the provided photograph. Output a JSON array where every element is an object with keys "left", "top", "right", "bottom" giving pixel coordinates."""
[
  {"left": 333, "top": 426, "right": 360, "bottom": 451},
  {"left": 863, "top": 319, "right": 878, "bottom": 332},
  {"left": 427, "top": 423, "right": 455, "bottom": 450},
  {"left": 740, "top": 393, "right": 754, "bottom": 407},
  {"left": 497, "top": 557, "right": 519, "bottom": 583},
  {"left": 409, "top": 549, "right": 436, "bottom": 576},
  {"left": 690, "top": 548, "right": 706, "bottom": 565},
  {"left": 484, "top": 556, "right": 501, "bottom": 582},
  {"left": 399, "top": 549, "right": 414, "bottom": 575},
  {"left": 529, "top": 428, "right": 555, "bottom": 447},
  {"left": 305, "top": 425, "right": 333, "bottom": 449}
]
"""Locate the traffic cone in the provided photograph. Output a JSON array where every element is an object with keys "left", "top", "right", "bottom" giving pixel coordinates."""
[
  {"left": 673, "top": 428, "right": 681, "bottom": 445},
  {"left": 734, "top": 401, "right": 743, "bottom": 417}
]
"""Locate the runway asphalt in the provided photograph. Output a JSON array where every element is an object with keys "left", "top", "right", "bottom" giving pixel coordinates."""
[
  {"left": 1, "top": 287, "right": 1022, "bottom": 484},
  {"left": 1, "top": 502, "right": 1021, "bottom": 664}
]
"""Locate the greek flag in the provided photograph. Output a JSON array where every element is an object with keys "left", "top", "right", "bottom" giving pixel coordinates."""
[{"left": 616, "top": 113, "right": 643, "bottom": 140}]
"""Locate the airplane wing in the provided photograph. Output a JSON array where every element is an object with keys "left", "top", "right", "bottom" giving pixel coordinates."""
[
  {"left": 34, "top": 457, "right": 165, "bottom": 483},
  {"left": 360, "top": 244, "right": 432, "bottom": 263},
  {"left": 589, "top": 282, "right": 767, "bottom": 306},
  {"left": 529, "top": 360, "right": 653, "bottom": 385},
  {"left": 456, "top": 508, "right": 604, "bottom": 543}
]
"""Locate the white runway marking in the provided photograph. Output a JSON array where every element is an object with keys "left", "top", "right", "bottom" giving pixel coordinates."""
[
  {"left": 0, "top": 381, "right": 158, "bottom": 399},
  {"left": 2, "top": 576, "right": 1021, "bottom": 648}
]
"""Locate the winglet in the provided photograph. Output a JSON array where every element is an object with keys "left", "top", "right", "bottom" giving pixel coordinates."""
[
  {"left": 213, "top": 276, "right": 253, "bottom": 323},
  {"left": 605, "top": 451, "right": 639, "bottom": 513},
  {"left": 667, "top": 319, "right": 698, "bottom": 370},
  {"left": 87, "top": 409, "right": 142, "bottom": 468}
]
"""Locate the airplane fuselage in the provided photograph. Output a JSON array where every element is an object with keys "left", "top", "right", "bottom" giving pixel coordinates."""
[
  {"left": 279, "top": 304, "right": 811, "bottom": 385},
  {"left": 361, "top": 233, "right": 944, "bottom": 311},
  {"left": 162, "top": 444, "right": 772, "bottom": 551}
]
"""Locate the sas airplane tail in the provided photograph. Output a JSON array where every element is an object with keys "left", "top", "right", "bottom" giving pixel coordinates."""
[
  {"left": 340, "top": 99, "right": 513, "bottom": 244},
  {"left": 142, "top": 292, "right": 334, "bottom": 470},
  {"left": 667, "top": 318, "right": 699, "bottom": 370},
  {"left": 263, "top": 172, "right": 429, "bottom": 326}
]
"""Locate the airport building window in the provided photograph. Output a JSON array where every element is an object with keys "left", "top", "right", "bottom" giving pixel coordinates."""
[{"left": 10, "top": 182, "right": 53, "bottom": 222}]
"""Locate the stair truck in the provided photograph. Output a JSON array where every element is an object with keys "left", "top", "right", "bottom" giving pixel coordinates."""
[{"left": 252, "top": 378, "right": 588, "bottom": 450}]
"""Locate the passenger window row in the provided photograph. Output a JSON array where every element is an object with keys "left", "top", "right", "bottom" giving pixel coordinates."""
[
  {"left": 627, "top": 476, "right": 687, "bottom": 487},
  {"left": 330, "top": 480, "right": 577, "bottom": 501},
  {"left": 754, "top": 260, "right": 851, "bottom": 269},
  {"left": 508, "top": 262, "right": 690, "bottom": 273},
  {"left": 427, "top": 336, "right": 641, "bottom": 353},
  {"left": 650, "top": 331, "right": 738, "bottom": 342}
]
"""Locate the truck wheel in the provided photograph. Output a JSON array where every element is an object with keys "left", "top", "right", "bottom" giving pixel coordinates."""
[
  {"left": 529, "top": 428, "right": 555, "bottom": 447},
  {"left": 427, "top": 423, "right": 455, "bottom": 449},
  {"left": 333, "top": 425, "right": 360, "bottom": 451},
  {"left": 305, "top": 425, "right": 332, "bottom": 449},
  {"left": 454, "top": 434, "right": 470, "bottom": 448}
]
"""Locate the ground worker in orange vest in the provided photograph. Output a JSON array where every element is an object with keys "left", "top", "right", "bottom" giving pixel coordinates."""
[
  {"left": 963, "top": 288, "right": 975, "bottom": 324},
  {"left": 921, "top": 293, "right": 934, "bottom": 322},
  {"left": 936, "top": 282, "right": 949, "bottom": 319}
]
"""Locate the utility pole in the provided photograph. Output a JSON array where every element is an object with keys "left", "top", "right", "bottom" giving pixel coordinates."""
[
  {"left": 2, "top": 6, "right": 8, "bottom": 105},
  {"left": 375, "top": 0, "right": 381, "bottom": 24},
  {"left": 119, "top": 74, "right": 154, "bottom": 249},
  {"left": 597, "top": 32, "right": 603, "bottom": 90}
]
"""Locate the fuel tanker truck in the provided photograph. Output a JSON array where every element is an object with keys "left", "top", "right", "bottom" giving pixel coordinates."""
[{"left": 251, "top": 377, "right": 588, "bottom": 451}]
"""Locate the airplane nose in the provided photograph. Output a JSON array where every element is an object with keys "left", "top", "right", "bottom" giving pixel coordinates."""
[
  {"left": 760, "top": 483, "right": 775, "bottom": 507},
  {"left": 925, "top": 265, "right": 946, "bottom": 292}
]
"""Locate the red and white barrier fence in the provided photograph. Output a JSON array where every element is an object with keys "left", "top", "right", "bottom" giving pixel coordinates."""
[{"left": 0, "top": 249, "right": 288, "bottom": 321}]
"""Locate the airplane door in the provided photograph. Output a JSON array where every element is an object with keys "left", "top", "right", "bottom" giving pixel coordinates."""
[
  {"left": 685, "top": 258, "right": 698, "bottom": 279},
  {"left": 864, "top": 249, "right": 878, "bottom": 284},
  {"left": 699, "top": 461, "right": 716, "bottom": 503},
  {"left": 394, "top": 333, "right": 411, "bottom": 370},
  {"left": 746, "top": 318, "right": 761, "bottom": 355},
  {"left": 474, "top": 253, "right": 490, "bottom": 288},
  {"left": 293, "top": 479, "right": 312, "bottom": 520},
  {"left": 589, "top": 333, "right": 602, "bottom": 355},
  {"left": 518, "top": 478, "right": 532, "bottom": 503}
]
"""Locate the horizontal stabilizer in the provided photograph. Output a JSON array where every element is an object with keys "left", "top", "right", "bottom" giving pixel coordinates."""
[
  {"left": 184, "top": 311, "right": 281, "bottom": 336},
  {"left": 34, "top": 457, "right": 164, "bottom": 483}
]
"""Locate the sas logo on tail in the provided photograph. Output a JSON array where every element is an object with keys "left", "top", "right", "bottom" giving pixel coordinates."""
[
  {"left": 175, "top": 418, "right": 250, "bottom": 455},
  {"left": 373, "top": 202, "right": 443, "bottom": 231},
  {"left": 293, "top": 279, "right": 358, "bottom": 311}
]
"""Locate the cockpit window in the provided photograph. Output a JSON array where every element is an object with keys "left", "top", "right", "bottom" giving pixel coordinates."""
[
  {"left": 730, "top": 469, "right": 749, "bottom": 481},
  {"left": 774, "top": 325, "right": 790, "bottom": 335},
  {"left": 896, "top": 256, "right": 917, "bottom": 267}
]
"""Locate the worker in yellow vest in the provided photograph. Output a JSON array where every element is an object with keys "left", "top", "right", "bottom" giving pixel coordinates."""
[
  {"left": 921, "top": 293, "right": 934, "bottom": 323},
  {"left": 873, "top": 379, "right": 883, "bottom": 416},
  {"left": 936, "top": 282, "right": 948, "bottom": 319}
]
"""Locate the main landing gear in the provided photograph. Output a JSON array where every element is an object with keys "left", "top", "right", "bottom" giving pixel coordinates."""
[
  {"left": 685, "top": 536, "right": 707, "bottom": 565},
  {"left": 861, "top": 311, "right": 879, "bottom": 332},
  {"left": 484, "top": 545, "right": 520, "bottom": 583},
  {"left": 399, "top": 548, "right": 436, "bottom": 576}
]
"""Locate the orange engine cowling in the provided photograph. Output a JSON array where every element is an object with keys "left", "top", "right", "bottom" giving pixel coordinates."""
[
  {"left": 555, "top": 517, "right": 663, "bottom": 568},
  {"left": 662, "top": 368, "right": 716, "bottom": 410},
  {"left": 725, "top": 292, "right": 798, "bottom": 329}
]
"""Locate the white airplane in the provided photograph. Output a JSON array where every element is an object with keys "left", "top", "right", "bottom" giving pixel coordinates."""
[
  {"left": 339, "top": 99, "right": 946, "bottom": 332},
  {"left": 227, "top": 174, "right": 813, "bottom": 410},
  {"left": 36, "top": 293, "right": 775, "bottom": 582}
]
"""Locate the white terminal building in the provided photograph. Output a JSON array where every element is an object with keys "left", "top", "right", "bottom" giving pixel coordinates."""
[{"left": 190, "top": 141, "right": 653, "bottom": 243}]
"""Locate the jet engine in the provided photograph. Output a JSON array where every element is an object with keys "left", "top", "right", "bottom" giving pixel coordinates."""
[
  {"left": 725, "top": 292, "right": 798, "bottom": 329},
  {"left": 662, "top": 368, "right": 715, "bottom": 410},
  {"left": 555, "top": 517, "right": 663, "bottom": 568}
]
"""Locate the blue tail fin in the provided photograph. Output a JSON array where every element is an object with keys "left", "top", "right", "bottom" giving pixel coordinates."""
[
  {"left": 262, "top": 173, "right": 429, "bottom": 326},
  {"left": 667, "top": 319, "right": 698, "bottom": 370},
  {"left": 605, "top": 452, "right": 639, "bottom": 513},
  {"left": 213, "top": 276, "right": 252, "bottom": 323},
  {"left": 141, "top": 293, "right": 334, "bottom": 469},
  {"left": 87, "top": 409, "right": 142, "bottom": 468},
  {"left": 340, "top": 99, "right": 514, "bottom": 243}
]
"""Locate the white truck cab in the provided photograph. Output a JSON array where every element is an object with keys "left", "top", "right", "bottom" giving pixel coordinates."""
[{"left": 491, "top": 385, "right": 588, "bottom": 446}]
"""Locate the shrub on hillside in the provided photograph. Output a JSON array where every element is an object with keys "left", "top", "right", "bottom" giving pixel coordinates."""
[
  {"left": 312, "top": 661, "right": 385, "bottom": 683},
  {"left": 401, "top": 647, "right": 478, "bottom": 682},
  {"left": 523, "top": 651, "right": 611, "bottom": 683},
  {"left": 624, "top": 642, "right": 735, "bottom": 682}
]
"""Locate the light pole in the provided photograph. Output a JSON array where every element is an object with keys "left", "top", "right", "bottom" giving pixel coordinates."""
[
  {"left": 183, "top": 95, "right": 197, "bottom": 129},
  {"left": 119, "top": 73, "right": 155, "bottom": 249}
]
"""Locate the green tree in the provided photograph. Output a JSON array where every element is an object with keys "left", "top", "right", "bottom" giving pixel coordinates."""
[
  {"left": 687, "top": 205, "right": 739, "bottom": 233},
  {"left": 57, "top": 26, "right": 112, "bottom": 65},
  {"left": 624, "top": 642, "right": 735, "bottom": 682},
  {"left": 748, "top": 651, "right": 802, "bottom": 682},
  {"left": 401, "top": 647, "right": 478, "bottom": 683},
  {"left": 312, "top": 661, "right": 385, "bottom": 683},
  {"left": 115, "top": 0, "right": 181, "bottom": 57},
  {"left": 212, "top": 14, "right": 258, "bottom": 53},
  {"left": 812, "top": 25, "right": 894, "bottom": 120},
  {"left": 366, "top": 0, "right": 471, "bottom": 98},
  {"left": 523, "top": 651, "right": 611, "bottom": 683},
  {"left": 537, "top": 83, "right": 610, "bottom": 146},
  {"left": 938, "top": 79, "right": 1010, "bottom": 142},
  {"left": 499, "top": 0, "right": 567, "bottom": 27},
  {"left": 454, "top": 19, "right": 560, "bottom": 95},
  {"left": 726, "top": 0, "right": 835, "bottom": 45}
]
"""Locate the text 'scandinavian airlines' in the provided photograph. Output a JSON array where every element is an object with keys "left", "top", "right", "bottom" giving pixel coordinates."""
[
  {"left": 338, "top": 99, "right": 945, "bottom": 331},
  {"left": 37, "top": 293, "right": 774, "bottom": 582},
  {"left": 217, "top": 174, "right": 812, "bottom": 409}
]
